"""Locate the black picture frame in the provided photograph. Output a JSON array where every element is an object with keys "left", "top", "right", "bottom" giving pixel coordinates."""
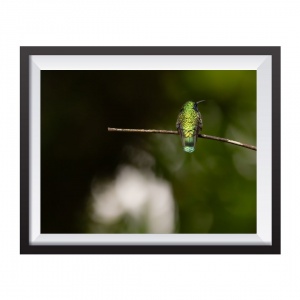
[{"left": 20, "top": 46, "right": 280, "bottom": 254}]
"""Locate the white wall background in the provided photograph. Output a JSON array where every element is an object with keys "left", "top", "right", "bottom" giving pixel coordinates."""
[{"left": 0, "top": 0, "right": 296, "bottom": 299}]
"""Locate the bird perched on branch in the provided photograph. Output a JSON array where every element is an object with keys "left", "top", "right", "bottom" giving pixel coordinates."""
[{"left": 176, "top": 100, "right": 205, "bottom": 153}]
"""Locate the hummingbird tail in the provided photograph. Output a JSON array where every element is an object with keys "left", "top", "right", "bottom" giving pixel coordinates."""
[{"left": 183, "top": 137, "right": 196, "bottom": 153}]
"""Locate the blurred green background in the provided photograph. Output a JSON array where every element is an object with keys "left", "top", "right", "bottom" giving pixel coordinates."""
[{"left": 41, "top": 70, "right": 256, "bottom": 234}]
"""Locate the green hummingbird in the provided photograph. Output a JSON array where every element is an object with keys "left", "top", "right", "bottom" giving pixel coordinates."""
[{"left": 176, "top": 100, "right": 205, "bottom": 153}]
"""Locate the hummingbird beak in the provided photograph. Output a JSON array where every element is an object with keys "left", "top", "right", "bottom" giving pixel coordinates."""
[{"left": 196, "top": 100, "right": 205, "bottom": 104}]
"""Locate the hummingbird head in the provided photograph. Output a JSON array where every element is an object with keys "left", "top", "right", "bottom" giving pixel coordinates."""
[{"left": 181, "top": 100, "right": 205, "bottom": 112}]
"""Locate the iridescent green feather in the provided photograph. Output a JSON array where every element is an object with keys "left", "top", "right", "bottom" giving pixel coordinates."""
[{"left": 176, "top": 101, "right": 203, "bottom": 153}]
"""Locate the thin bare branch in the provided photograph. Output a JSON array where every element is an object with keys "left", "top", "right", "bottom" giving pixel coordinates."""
[
  {"left": 107, "top": 127, "right": 256, "bottom": 151},
  {"left": 199, "top": 133, "right": 256, "bottom": 151}
]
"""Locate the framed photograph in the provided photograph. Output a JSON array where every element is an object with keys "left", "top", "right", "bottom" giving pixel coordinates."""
[{"left": 20, "top": 46, "right": 280, "bottom": 254}]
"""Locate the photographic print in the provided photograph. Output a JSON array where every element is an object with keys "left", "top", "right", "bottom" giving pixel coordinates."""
[
  {"left": 20, "top": 47, "right": 280, "bottom": 254},
  {"left": 41, "top": 70, "right": 256, "bottom": 235}
]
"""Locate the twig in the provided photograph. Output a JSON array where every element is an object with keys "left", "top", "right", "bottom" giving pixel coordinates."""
[{"left": 108, "top": 127, "right": 256, "bottom": 151}]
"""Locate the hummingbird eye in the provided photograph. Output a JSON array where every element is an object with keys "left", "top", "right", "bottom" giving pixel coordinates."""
[{"left": 194, "top": 104, "right": 199, "bottom": 111}]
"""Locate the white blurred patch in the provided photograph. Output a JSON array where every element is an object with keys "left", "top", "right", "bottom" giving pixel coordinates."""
[{"left": 89, "top": 165, "right": 175, "bottom": 233}]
